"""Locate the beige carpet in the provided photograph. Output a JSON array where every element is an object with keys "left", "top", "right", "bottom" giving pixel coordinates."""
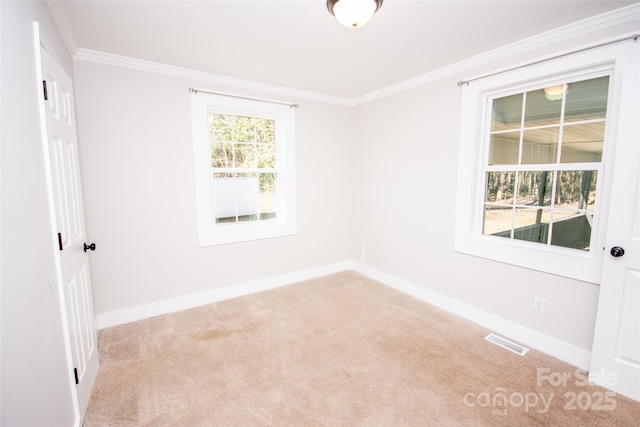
[{"left": 84, "top": 271, "right": 640, "bottom": 426}]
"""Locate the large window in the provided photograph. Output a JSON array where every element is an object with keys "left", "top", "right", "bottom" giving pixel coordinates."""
[
  {"left": 484, "top": 76, "right": 608, "bottom": 251},
  {"left": 191, "top": 92, "right": 296, "bottom": 246},
  {"left": 454, "top": 44, "right": 628, "bottom": 283}
]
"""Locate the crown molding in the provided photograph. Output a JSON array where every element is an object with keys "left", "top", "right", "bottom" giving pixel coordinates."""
[
  {"left": 46, "top": 0, "right": 78, "bottom": 57},
  {"left": 352, "top": 3, "right": 640, "bottom": 105},
  {"left": 74, "top": 49, "right": 353, "bottom": 107},
  {"left": 72, "top": 4, "right": 638, "bottom": 108}
]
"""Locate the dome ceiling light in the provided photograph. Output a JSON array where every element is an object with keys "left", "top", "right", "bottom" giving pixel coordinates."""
[
  {"left": 327, "top": 0, "right": 384, "bottom": 28},
  {"left": 544, "top": 84, "right": 569, "bottom": 101}
]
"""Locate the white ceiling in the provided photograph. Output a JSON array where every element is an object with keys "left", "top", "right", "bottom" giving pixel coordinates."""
[{"left": 57, "top": 0, "right": 635, "bottom": 99}]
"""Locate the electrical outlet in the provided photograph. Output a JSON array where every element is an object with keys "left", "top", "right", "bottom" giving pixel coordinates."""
[{"left": 533, "top": 296, "right": 546, "bottom": 314}]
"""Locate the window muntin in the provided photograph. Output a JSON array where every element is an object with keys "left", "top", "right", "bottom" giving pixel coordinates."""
[{"left": 483, "top": 76, "right": 608, "bottom": 252}]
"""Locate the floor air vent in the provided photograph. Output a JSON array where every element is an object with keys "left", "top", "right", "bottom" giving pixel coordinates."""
[{"left": 485, "top": 333, "right": 529, "bottom": 356}]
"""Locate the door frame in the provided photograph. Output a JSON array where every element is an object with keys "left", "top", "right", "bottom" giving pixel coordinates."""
[
  {"left": 33, "top": 22, "right": 84, "bottom": 425},
  {"left": 589, "top": 43, "right": 640, "bottom": 401}
]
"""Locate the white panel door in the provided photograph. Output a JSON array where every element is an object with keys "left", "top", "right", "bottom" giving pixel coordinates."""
[
  {"left": 38, "top": 44, "right": 99, "bottom": 419},
  {"left": 589, "top": 56, "right": 640, "bottom": 402}
]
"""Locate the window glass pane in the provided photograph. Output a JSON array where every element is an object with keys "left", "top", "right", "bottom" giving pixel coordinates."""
[
  {"left": 234, "top": 143, "right": 257, "bottom": 168},
  {"left": 524, "top": 89, "right": 562, "bottom": 127},
  {"left": 564, "top": 76, "right": 609, "bottom": 122},
  {"left": 485, "top": 172, "right": 516, "bottom": 204},
  {"left": 489, "top": 132, "right": 520, "bottom": 165},
  {"left": 560, "top": 122, "right": 604, "bottom": 163},
  {"left": 211, "top": 142, "right": 233, "bottom": 168},
  {"left": 212, "top": 172, "right": 236, "bottom": 224},
  {"left": 235, "top": 172, "right": 259, "bottom": 223},
  {"left": 258, "top": 173, "right": 277, "bottom": 221},
  {"left": 256, "top": 118, "right": 275, "bottom": 143},
  {"left": 213, "top": 173, "right": 259, "bottom": 224},
  {"left": 556, "top": 170, "right": 597, "bottom": 211},
  {"left": 257, "top": 142, "right": 276, "bottom": 168},
  {"left": 513, "top": 208, "right": 550, "bottom": 244},
  {"left": 517, "top": 171, "right": 552, "bottom": 206},
  {"left": 491, "top": 93, "right": 522, "bottom": 131},
  {"left": 550, "top": 212, "right": 592, "bottom": 251},
  {"left": 483, "top": 205, "right": 513, "bottom": 236},
  {"left": 521, "top": 127, "right": 559, "bottom": 164},
  {"left": 209, "top": 113, "right": 232, "bottom": 142},
  {"left": 234, "top": 116, "right": 255, "bottom": 143}
]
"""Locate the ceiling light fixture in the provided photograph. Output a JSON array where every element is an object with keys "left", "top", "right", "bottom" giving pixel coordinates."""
[
  {"left": 327, "top": 0, "right": 383, "bottom": 28},
  {"left": 543, "top": 84, "right": 569, "bottom": 101}
]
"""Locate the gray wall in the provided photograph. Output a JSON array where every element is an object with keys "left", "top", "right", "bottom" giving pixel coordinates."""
[
  {"left": 351, "top": 19, "right": 639, "bottom": 353},
  {"left": 72, "top": 61, "right": 355, "bottom": 318}
]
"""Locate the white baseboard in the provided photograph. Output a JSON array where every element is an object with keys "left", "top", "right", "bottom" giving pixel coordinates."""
[
  {"left": 98, "top": 260, "right": 591, "bottom": 370},
  {"left": 97, "top": 261, "right": 354, "bottom": 329},
  {"left": 351, "top": 263, "right": 592, "bottom": 370}
]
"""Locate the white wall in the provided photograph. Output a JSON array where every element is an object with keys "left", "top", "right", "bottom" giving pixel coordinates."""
[
  {"left": 0, "top": 1, "right": 77, "bottom": 425},
  {"left": 73, "top": 61, "right": 354, "bottom": 320},
  {"left": 351, "top": 20, "right": 639, "bottom": 354}
]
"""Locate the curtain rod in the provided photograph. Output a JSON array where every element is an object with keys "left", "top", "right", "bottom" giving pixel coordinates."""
[
  {"left": 189, "top": 87, "right": 298, "bottom": 108},
  {"left": 457, "top": 33, "right": 639, "bottom": 87}
]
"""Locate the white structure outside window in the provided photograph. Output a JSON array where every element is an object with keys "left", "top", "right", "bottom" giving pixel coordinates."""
[
  {"left": 191, "top": 92, "right": 296, "bottom": 246},
  {"left": 454, "top": 43, "right": 632, "bottom": 283}
]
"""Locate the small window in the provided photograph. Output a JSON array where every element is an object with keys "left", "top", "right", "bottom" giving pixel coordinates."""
[
  {"left": 191, "top": 93, "right": 296, "bottom": 246},
  {"left": 454, "top": 44, "right": 629, "bottom": 283}
]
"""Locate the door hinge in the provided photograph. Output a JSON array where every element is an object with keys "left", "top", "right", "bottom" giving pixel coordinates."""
[
  {"left": 43, "top": 80, "right": 48, "bottom": 101},
  {"left": 73, "top": 368, "right": 79, "bottom": 385},
  {"left": 58, "top": 233, "right": 63, "bottom": 251}
]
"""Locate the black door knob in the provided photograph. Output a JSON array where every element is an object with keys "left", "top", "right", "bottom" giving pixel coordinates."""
[
  {"left": 83, "top": 243, "right": 96, "bottom": 253},
  {"left": 610, "top": 246, "right": 625, "bottom": 257}
]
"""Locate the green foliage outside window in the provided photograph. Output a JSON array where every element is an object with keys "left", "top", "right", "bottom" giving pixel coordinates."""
[{"left": 209, "top": 113, "right": 276, "bottom": 190}]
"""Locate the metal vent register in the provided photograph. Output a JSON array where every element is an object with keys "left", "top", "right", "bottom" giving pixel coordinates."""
[{"left": 484, "top": 333, "right": 529, "bottom": 356}]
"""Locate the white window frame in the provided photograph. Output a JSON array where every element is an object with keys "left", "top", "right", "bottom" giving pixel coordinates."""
[
  {"left": 454, "top": 43, "right": 631, "bottom": 284},
  {"left": 191, "top": 92, "right": 296, "bottom": 246}
]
